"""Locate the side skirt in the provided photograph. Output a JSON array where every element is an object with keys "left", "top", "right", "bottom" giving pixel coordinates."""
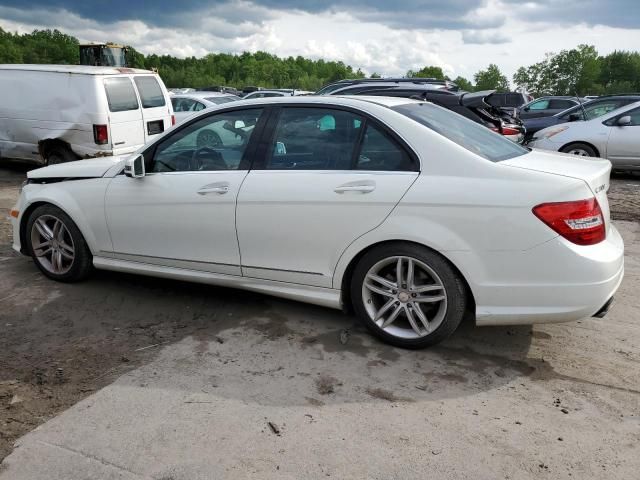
[{"left": 93, "top": 256, "right": 342, "bottom": 310}]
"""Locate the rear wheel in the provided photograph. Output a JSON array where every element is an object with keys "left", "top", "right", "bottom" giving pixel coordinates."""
[
  {"left": 26, "top": 205, "right": 93, "bottom": 282},
  {"left": 350, "top": 243, "right": 467, "bottom": 349},
  {"left": 560, "top": 143, "right": 597, "bottom": 157},
  {"left": 44, "top": 145, "right": 77, "bottom": 165}
]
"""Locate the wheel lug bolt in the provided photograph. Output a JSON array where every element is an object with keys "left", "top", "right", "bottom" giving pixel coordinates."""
[{"left": 411, "top": 293, "right": 416, "bottom": 297}]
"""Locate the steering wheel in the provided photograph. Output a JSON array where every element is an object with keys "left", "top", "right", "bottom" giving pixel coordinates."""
[
  {"left": 196, "top": 129, "right": 223, "bottom": 148},
  {"left": 190, "top": 146, "right": 228, "bottom": 171}
]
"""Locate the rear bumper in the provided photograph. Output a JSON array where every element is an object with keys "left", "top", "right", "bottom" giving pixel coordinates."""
[{"left": 449, "top": 225, "right": 625, "bottom": 326}]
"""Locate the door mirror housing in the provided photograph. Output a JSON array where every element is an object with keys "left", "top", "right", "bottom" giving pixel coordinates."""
[
  {"left": 124, "top": 154, "right": 145, "bottom": 178},
  {"left": 617, "top": 115, "right": 632, "bottom": 126},
  {"left": 523, "top": 106, "right": 530, "bottom": 112},
  {"left": 568, "top": 113, "right": 581, "bottom": 122}
]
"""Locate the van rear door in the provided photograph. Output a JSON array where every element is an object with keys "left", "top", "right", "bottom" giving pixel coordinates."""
[
  {"left": 132, "top": 75, "right": 173, "bottom": 143},
  {"left": 103, "top": 77, "right": 145, "bottom": 152}
]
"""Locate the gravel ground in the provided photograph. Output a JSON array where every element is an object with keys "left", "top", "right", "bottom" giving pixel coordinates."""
[{"left": 0, "top": 161, "right": 639, "bottom": 478}]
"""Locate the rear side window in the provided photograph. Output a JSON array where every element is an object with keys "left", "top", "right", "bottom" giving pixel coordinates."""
[
  {"left": 393, "top": 102, "right": 528, "bottom": 162},
  {"left": 134, "top": 76, "right": 166, "bottom": 108},
  {"left": 356, "top": 124, "right": 414, "bottom": 171},
  {"left": 549, "top": 99, "right": 575, "bottom": 110},
  {"left": 104, "top": 77, "right": 138, "bottom": 112}
]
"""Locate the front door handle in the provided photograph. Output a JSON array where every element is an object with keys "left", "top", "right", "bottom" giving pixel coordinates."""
[
  {"left": 197, "top": 182, "right": 230, "bottom": 195},
  {"left": 334, "top": 180, "right": 376, "bottom": 194}
]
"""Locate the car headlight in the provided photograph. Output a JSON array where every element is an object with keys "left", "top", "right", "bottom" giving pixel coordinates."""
[{"left": 541, "top": 126, "right": 569, "bottom": 139}]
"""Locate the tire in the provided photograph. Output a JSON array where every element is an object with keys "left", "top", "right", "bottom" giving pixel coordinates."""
[
  {"left": 45, "top": 145, "right": 77, "bottom": 165},
  {"left": 560, "top": 143, "right": 597, "bottom": 157},
  {"left": 26, "top": 205, "right": 93, "bottom": 282},
  {"left": 350, "top": 243, "right": 467, "bottom": 349}
]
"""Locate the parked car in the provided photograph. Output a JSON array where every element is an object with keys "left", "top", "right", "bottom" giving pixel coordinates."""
[
  {"left": 326, "top": 83, "right": 525, "bottom": 143},
  {"left": 200, "top": 85, "right": 241, "bottom": 96},
  {"left": 0, "top": 64, "right": 174, "bottom": 165},
  {"left": 529, "top": 100, "right": 640, "bottom": 171},
  {"left": 518, "top": 96, "right": 585, "bottom": 119},
  {"left": 317, "top": 77, "right": 459, "bottom": 95},
  {"left": 10, "top": 96, "right": 622, "bottom": 349},
  {"left": 523, "top": 95, "right": 640, "bottom": 141},
  {"left": 171, "top": 92, "right": 241, "bottom": 123},
  {"left": 243, "top": 89, "right": 294, "bottom": 99}
]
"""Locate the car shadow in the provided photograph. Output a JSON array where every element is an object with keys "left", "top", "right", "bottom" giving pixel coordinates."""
[{"left": 1, "top": 252, "right": 537, "bottom": 408}]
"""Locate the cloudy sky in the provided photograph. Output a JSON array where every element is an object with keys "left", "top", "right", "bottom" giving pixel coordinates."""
[{"left": 1, "top": 0, "right": 640, "bottom": 81}]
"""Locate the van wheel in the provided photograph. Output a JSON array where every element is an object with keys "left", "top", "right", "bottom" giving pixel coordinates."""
[
  {"left": 350, "top": 243, "right": 467, "bottom": 349},
  {"left": 26, "top": 205, "right": 93, "bottom": 282},
  {"left": 45, "top": 145, "right": 77, "bottom": 165}
]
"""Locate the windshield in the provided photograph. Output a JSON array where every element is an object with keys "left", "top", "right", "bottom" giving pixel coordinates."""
[{"left": 392, "top": 102, "right": 528, "bottom": 162}]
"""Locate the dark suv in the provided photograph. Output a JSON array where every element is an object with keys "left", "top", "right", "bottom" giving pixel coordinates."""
[
  {"left": 523, "top": 94, "right": 640, "bottom": 141},
  {"left": 316, "top": 77, "right": 460, "bottom": 95},
  {"left": 322, "top": 82, "right": 525, "bottom": 143}
]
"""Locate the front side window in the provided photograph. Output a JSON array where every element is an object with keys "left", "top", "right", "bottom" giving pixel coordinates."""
[
  {"left": 528, "top": 99, "right": 550, "bottom": 110},
  {"left": 266, "top": 108, "right": 363, "bottom": 170},
  {"left": 356, "top": 124, "right": 414, "bottom": 171},
  {"left": 104, "top": 77, "right": 139, "bottom": 112},
  {"left": 149, "top": 108, "right": 262, "bottom": 172},
  {"left": 393, "top": 102, "right": 528, "bottom": 162},
  {"left": 134, "top": 76, "right": 166, "bottom": 108}
]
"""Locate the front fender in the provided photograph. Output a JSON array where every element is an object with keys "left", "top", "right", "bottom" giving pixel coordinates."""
[{"left": 20, "top": 179, "right": 112, "bottom": 255}]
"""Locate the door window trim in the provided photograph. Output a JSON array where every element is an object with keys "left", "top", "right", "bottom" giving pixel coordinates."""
[{"left": 251, "top": 104, "right": 420, "bottom": 172}]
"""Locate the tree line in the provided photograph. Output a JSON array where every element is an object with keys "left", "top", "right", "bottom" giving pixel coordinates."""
[{"left": 2, "top": 28, "right": 640, "bottom": 95}]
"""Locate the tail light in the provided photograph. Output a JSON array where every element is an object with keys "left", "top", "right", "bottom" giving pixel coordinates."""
[
  {"left": 171, "top": 115, "right": 176, "bottom": 126},
  {"left": 501, "top": 126, "right": 521, "bottom": 136},
  {"left": 533, "top": 198, "right": 605, "bottom": 246},
  {"left": 93, "top": 124, "right": 108, "bottom": 145}
]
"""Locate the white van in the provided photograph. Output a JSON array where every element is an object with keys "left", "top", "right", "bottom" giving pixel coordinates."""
[{"left": 0, "top": 64, "right": 174, "bottom": 164}]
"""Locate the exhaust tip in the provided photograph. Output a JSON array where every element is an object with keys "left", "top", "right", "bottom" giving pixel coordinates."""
[{"left": 593, "top": 297, "right": 614, "bottom": 318}]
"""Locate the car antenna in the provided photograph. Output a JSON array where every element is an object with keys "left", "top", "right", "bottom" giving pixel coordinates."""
[{"left": 574, "top": 90, "right": 587, "bottom": 120}]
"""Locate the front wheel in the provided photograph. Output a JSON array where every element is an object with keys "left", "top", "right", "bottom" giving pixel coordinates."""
[
  {"left": 26, "top": 205, "right": 93, "bottom": 282},
  {"left": 560, "top": 143, "right": 597, "bottom": 157},
  {"left": 351, "top": 243, "right": 467, "bottom": 349}
]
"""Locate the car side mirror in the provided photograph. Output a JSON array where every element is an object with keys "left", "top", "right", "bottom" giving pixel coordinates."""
[
  {"left": 568, "top": 113, "right": 581, "bottom": 122},
  {"left": 617, "top": 115, "right": 632, "bottom": 126},
  {"left": 124, "top": 154, "right": 145, "bottom": 178},
  {"left": 523, "top": 106, "right": 530, "bottom": 112}
]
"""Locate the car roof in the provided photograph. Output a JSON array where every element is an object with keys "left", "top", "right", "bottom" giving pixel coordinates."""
[
  {"left": 0, "top": 64, "right": 154, "bottom": 75},
  {"left": 215, "top": 95, "right": 418, "bottom": 109},
  {"left": 175, "top": 91, "right": 238, "bottom": 98}
]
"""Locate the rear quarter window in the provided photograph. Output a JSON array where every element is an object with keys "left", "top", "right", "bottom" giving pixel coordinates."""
[
  {"left": 134, "top": 76, "right": 166, "bottom": 108},
  {"left": 104, "top": 77, "right": 139, "bottom": 112}
]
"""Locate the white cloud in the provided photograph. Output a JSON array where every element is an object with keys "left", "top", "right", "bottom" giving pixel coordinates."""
[{"left": 2, "top": 0, "right": 640, "bottom": 83}]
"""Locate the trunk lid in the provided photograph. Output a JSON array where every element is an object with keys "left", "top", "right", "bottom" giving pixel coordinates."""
[{"left": 502, "top": 149, "right": 612, "bottom": 223}]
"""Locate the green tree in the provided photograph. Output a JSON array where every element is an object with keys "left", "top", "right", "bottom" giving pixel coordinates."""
[
  {"left": 452, "top": 76, "right": 474, "bottom": 92},
  {"left": 407, "top": 65, "right": 445, "bottom": 79},
  {"left": 474, "top": 64, "right": 509, "bottom": 92}
]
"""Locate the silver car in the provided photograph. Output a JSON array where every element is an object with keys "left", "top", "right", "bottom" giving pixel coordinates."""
[
  {"left": 170, "top": 92, "right": 241, "bottom": 123},
  {"left": 529, "top": 100, "right": 640, "bottom": 171}
]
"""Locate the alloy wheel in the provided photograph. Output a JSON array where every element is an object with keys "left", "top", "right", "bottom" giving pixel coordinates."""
[
  {"left": 362, "top": 256, "right": 448, "bottom": 339},
  {"left": 30, "top": 214, "right": 75, "bottom": 275},
  {"left": 566, "top": 148, "right": 591, "bottom": 157}
]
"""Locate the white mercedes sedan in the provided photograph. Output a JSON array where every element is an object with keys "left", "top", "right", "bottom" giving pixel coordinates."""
[{"left": 10, "top": 96, "right": 624, "bottom": 349}]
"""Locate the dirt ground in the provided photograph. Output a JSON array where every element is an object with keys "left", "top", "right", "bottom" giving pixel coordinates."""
[{"left": 0, "top": 160, "right": 639, "bottom": 474}]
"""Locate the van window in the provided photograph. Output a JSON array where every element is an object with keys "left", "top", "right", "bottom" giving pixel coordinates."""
[
  {"left": 104, "top": 78, "right": 139, "bottom": 112},
  {"left": 134, "top": 76, "right": 166, "bottom": 108}
]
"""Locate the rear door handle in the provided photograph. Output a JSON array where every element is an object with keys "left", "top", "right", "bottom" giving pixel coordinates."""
[
  {"left": 334, "top": 180, "right": 376, "bottom": 194},
  {"left": 197, "top": 182, "right": 230, "bottom": 195}
]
